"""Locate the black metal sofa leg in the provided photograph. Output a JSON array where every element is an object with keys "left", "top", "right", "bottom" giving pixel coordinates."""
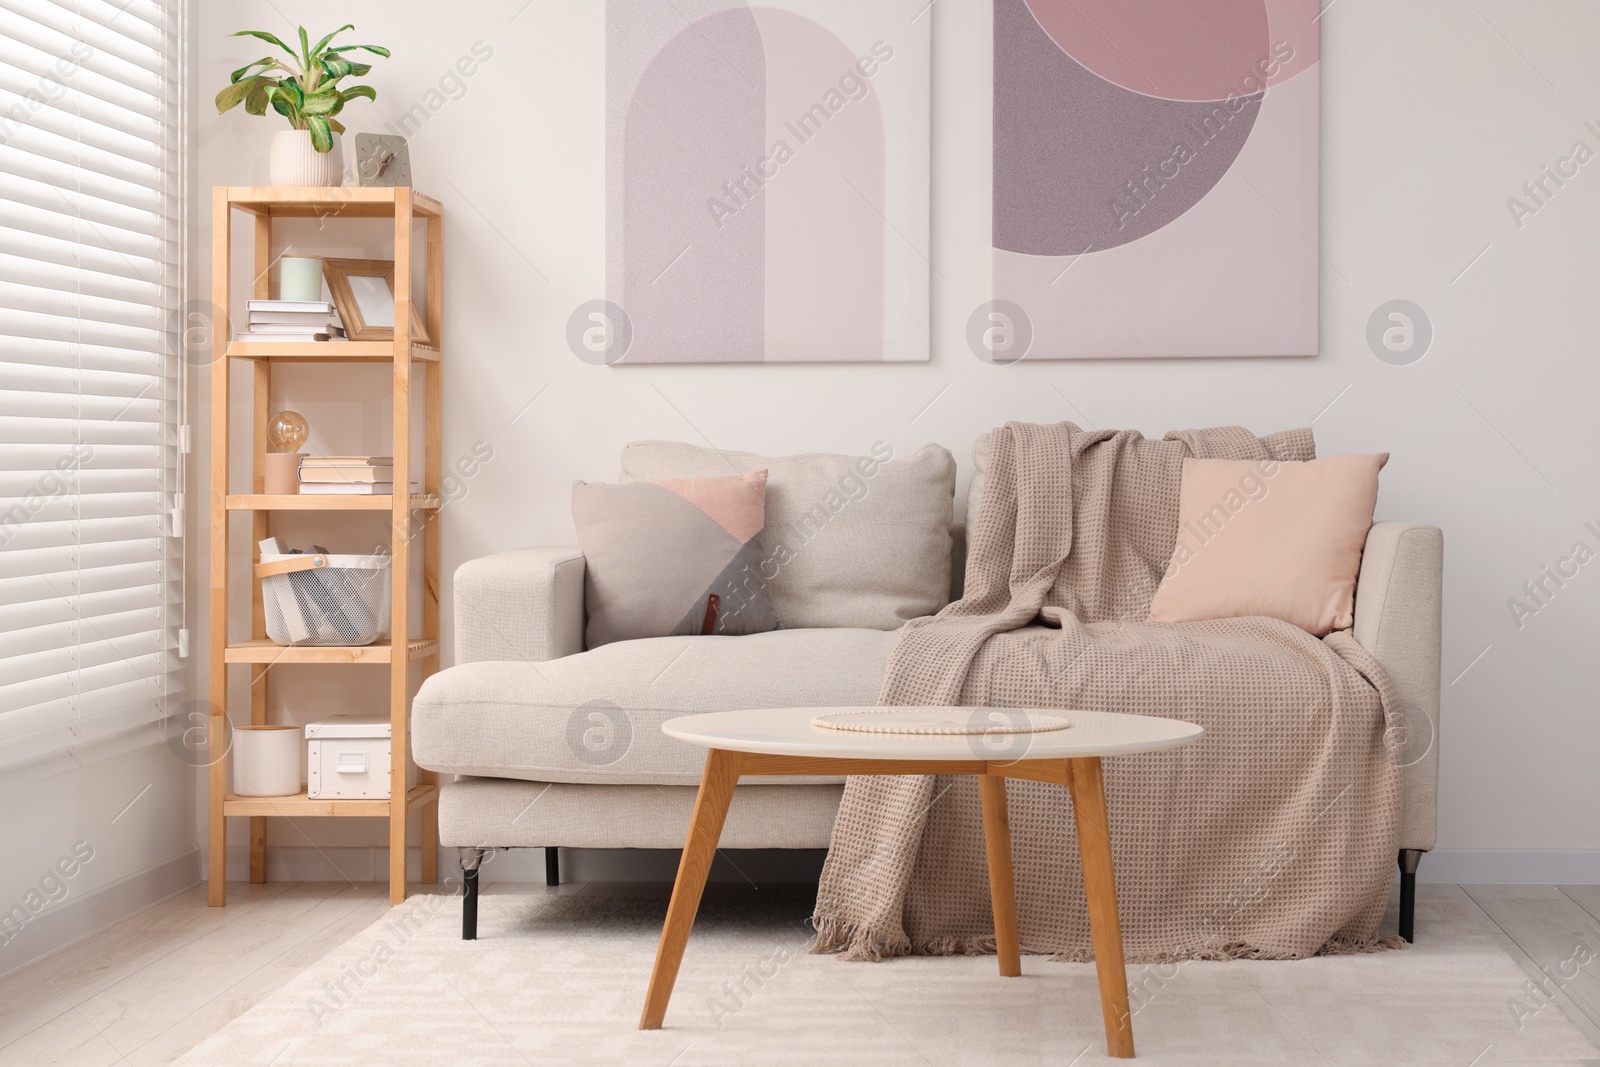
[
  {"left": 1398, "top": 849, "right": 1423, "bottom": 943},
  {"left": 462, "top": 848, "right": 485, "bottom": 941},
  {"left": 546, "top": 846, "right": 560, "bottom": 887}
]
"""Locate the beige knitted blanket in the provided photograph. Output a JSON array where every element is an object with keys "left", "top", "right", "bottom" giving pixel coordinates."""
[{"left": 812, "top": 422, "right": 1403, "bottom": 962}]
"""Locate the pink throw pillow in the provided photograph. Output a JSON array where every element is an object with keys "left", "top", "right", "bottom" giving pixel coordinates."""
[{"left": 1147, "top": 454, "right": 1388, "bottom": 636}]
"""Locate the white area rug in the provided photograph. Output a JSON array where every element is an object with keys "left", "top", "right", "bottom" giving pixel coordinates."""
[{"left": 176, "top": 886, "right": 1600, "bottom": 1066}]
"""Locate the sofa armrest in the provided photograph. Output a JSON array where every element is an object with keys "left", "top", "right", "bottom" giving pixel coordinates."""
[
  {"left": 1353, "top": 522, "right": 1443, "bottom": 852},
  {"left": 454, "top": 546, "right": 585, "bottom": 664}
]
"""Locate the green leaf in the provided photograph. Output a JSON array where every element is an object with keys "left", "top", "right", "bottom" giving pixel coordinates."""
[
  {"left": 329, "top": 44, "right": 390, "bottom": 58},
  {"left": 326, "top": 117, "right": 346, "bottom": 135},
  {"left": 297, "top": 26, "right": 311, "bottom": 68},
  {"left": 300, "top": 91, "right": 341, "bottom": 116},
  {"left": 274, "top": 77, "right": 304, "bottom": 109},
  {"left": 316, "top": 55, "right": 371, "bottom": 80},
  {"left": 339, "top": 84, "right": 376, "bottom": 104},
  {"left": 230, "top": 57, "right": 277, "bottom": 84},
  {"left": 305, "top": 115, "right": 334, "bottom": 152},
  {"left": 265, "top": 91, "right": 292, "bottom": 121},
  {"left": 215, "top": 75, "right": 268, "bottom": 114},
  {"left": 266, "top": 83, "right": 301, "bottom": 122},
  {"left": 230, "top": 30, "right": 298, "bottom": 60},
  {"left": 309, "top": 24, "right": 354, "bottom": 58},
  {"left": 244, "top": 81, "right": 270, "bottom": 115},
  {"left": 320, "top": 55, "right": 353, "bottom": 80}
]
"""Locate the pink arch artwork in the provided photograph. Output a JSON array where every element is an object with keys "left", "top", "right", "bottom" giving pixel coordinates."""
[{"left": 613, "top": 3, "right": 887, "bottom": 362}]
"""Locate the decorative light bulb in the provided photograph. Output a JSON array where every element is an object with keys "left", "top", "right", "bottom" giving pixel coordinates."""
[{"left": 268, "top": 410, "right": 309, "bottom": 453}]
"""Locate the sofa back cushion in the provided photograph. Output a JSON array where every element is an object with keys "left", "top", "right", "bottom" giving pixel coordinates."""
[{"left": 620, "top": 441, "right": 956, "bottom": 630}]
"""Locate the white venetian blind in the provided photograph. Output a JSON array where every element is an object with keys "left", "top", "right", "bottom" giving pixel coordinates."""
[{"left": 0, "top": 0, "right": 183, "bottom": 768}]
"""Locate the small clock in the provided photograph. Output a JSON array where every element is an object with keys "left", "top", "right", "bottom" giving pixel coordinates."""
[{"left": 353, "top": 133, "right": 412, "bottom": 188}]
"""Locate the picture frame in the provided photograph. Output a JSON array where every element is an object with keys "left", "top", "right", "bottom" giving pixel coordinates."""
[{"left": 323, "top": 257, "right": 431, "bottom": 344}]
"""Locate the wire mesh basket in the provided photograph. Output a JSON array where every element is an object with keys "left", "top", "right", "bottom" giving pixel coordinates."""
[{"left": 256, "top": 552, "right": 392, "bottom": 646}]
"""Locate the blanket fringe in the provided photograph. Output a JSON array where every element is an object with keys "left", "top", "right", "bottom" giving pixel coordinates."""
[
  {"left": 811, "top": 915, "right": 1404, "bottom": 964},
  {"left": 1051, "top": 933, "right": 1406, "bottom": 964},
  {"left": 1316, "top": 933, "right": 1406, "bottom": 956},
  {"left": 912, "top": 934, "right": 998, "bottom": 957},
  {"left": 808, "top": 916, "right": 911, "bottom": 962}
]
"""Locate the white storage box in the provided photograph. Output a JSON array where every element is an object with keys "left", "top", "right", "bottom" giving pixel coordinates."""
[
  {"left": 306, "top": 716, "right": 415, "bottom": 800},
  {"left": 257, "top": 552, "right": 391, "bottom": 647}
]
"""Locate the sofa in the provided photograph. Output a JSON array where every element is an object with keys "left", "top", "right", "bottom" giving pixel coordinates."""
[{"left": 411, "top": 435, "right": 1443, "bottom": 942}]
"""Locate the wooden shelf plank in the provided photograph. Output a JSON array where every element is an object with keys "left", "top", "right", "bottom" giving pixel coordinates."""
[
  {"left": 222, "top": 783, "right": 439, "bottom": 818},
  {"left": 227, "top": 341, "right": 440, "bottom": 363},
  {"left": 225, "top": 186, "right": 443, "bottom": 219},
  {"left": 226, "top": 493, "right": 441, "bottom": 511},
  {"left": 224, "top": 639, "right": 437, "bottom": 665}
]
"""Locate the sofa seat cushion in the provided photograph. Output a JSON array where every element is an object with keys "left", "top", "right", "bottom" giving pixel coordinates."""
[{"left": 413, "top": 627, "right": 896, "bottom": 786}]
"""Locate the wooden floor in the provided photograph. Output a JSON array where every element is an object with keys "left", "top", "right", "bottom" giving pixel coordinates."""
[{"left": 1, "top": 881, "right": 1598, "bottom": 1065}]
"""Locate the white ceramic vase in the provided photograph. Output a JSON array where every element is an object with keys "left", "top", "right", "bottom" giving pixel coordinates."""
[
  {"left": 268, "top": 129, "right": 344, "bottom": 187},
  {"left": 233, "top": 725, "right": 304, "bottom": 796}
]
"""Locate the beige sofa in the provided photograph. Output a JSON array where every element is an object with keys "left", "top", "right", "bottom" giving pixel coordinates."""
[{"left": 412, "top": 437, "right": 1443, "bottom": 943}]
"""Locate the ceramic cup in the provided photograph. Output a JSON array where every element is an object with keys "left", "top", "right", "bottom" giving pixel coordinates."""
[
  {"left": 263, "top": 452, "right": 304, "bottom": 495},
  {"left": 277, "top": 255, "right": 325, "bottom": 303}
]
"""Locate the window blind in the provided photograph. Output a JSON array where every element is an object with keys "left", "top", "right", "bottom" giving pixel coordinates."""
[{"left": 0, "top": 0, "right": 183, "bottom": 769}]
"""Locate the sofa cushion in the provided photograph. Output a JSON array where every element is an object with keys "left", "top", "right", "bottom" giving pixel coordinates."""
[
  {"left": 1148, "top": 454, "right": 1387, "bottom": 635},
  {"left": 572, "top": 471, "right": 779, "bottom": 647},
  {"left": 413, "top": 627, "right": 897, "bottom": 786},
  {"left": 619, "top": 440, "right": 955, "bottom": 630}
]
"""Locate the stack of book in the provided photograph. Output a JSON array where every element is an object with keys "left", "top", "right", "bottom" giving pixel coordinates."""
[
  {"left": 298, "top": 456, "right": 418, "bottom": 496},
  {"left": 234, "top": 299, "right": 347, "bottom": 343}
]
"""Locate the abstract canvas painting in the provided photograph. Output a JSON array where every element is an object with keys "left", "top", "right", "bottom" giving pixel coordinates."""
[
  {"left": 606, "top": 1, "right": 930, "bottom": 363},
  {"left": 990, "top": 0, "right": 1321, "bottom": 359}
]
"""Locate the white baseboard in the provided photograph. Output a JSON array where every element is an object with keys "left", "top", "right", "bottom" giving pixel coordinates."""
[
  {"left": 1418, "top": 848, "right": 1600, "bottom": 884},
  {"left": 0, "top": 851, "right": 201, "bottom": 978}
]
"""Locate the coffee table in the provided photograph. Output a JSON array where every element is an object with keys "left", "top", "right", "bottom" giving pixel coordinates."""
[{"left": 638, "top": 706, "right": 1203, "bottom": 1058}]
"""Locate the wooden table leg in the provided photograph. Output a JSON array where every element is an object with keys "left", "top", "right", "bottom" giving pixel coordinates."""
[
  {"left": 639, "top": 748, "right": 742, "bottom": 1029},
  {"left": 1065, "top": 756, "right": 1134, "bottom": 1059},
  {"left": 978, "top": 774, "right": 1022, "bottom": 977}
]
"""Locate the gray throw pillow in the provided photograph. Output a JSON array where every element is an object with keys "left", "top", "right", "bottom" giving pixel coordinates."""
[{"left": 572, "top": 471, "right": 779, "bottom": 648}]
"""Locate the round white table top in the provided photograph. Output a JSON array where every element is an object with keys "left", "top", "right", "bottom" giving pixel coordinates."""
[{"left": 661, "top": 707, "right": 1203, "bottom": 762}]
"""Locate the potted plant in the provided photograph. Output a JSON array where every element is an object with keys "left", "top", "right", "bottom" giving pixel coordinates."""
[{"left": 215, "top": 24, "right": 390, "bottom": 188}]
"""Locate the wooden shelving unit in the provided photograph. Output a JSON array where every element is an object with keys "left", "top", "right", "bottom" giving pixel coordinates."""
[{"left": 208, "top": 186, "right": 443, "bottom": 907}]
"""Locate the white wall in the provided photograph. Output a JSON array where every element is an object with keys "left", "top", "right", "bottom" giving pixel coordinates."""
[
  {"left": 0, "top": 746, "right": 198, "bottom": 974},
  {"left": 189, "top": 0, "right": 1600, "bottom": 881}
]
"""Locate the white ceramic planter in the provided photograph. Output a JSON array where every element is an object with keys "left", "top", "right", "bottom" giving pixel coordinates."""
[
  {"left": 233, "top": 725, "right": 304, "bottom": 796},
  {"left": 268, "top": 129, "right": 344, "bottom": 187}
]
